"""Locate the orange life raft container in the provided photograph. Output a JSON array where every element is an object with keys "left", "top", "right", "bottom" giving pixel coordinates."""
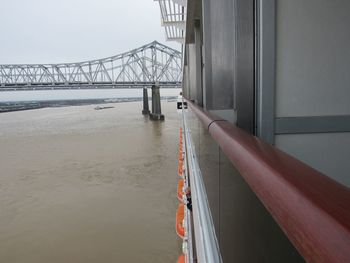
[
  {"left": 177, "top": 179, "right": 184, "bottom": 201},
  {"left": 178, "top": 162, "right": 184, "bottom": 177},
  {"left": 177, "top": 253, "right": 186, "bottom": 263},
  {"left": 176, "top": 203, "right": 185, "bottom": 238}
]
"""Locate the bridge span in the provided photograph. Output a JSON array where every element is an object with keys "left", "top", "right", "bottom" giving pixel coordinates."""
[{"left": 0, "top": 41, "right": 182, "bottom": 91}]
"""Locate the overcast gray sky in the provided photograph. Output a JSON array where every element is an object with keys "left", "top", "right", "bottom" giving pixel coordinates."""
[{"left": 0, "top": 0, "right": 180, "bottom": 64}]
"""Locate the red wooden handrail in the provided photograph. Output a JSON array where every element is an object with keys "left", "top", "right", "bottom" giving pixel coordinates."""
[{"left": 186, "top": 100, "right": 350, "bottom": 263}]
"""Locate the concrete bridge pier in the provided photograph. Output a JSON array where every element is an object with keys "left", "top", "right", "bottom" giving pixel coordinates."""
[
  {"left": 142, "top": 87, "right": 150, "bottom": 115},
  {"left": 150, "top": 85, "right": 164, "bottom": 121}
]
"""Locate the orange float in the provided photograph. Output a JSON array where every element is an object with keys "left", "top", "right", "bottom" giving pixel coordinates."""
[
  {"left": 176, "top": 203, "right": 185, "bottom": 238},
  {"left": 177, "top": 179, "right": 184, "bottom": 201}
]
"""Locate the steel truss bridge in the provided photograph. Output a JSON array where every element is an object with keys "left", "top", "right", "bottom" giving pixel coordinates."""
[{"left": 0, "top": 41, "right": 182, "bottom": 91}]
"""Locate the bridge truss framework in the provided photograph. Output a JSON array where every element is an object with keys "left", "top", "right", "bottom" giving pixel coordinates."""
[{"left": 0, "top": 41, "right": 182, "bottom": 91}]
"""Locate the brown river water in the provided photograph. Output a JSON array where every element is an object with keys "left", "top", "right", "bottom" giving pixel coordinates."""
[{"left": 0, "top": 101, "right": 181, "bottom": 263}]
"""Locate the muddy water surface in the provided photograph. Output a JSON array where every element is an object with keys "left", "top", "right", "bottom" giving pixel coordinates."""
[{"left": 0, "top": 101, "right": 181, "bottom": 263}]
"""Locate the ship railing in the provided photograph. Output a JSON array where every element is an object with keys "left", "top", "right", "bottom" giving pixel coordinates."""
[
  {"left": 184, "top": 99, "right": 350, "bottom": 263},
  {"left": 181, "top": 103, "right": 222, "bottom": 262}
]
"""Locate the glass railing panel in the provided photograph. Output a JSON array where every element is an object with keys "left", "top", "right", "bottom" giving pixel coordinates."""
[
  {"left": 218, "top": 149, "right": 304, "bottom": 262},
  {"left": 198, "top": 123, "right": 220, "bottom": 236}
]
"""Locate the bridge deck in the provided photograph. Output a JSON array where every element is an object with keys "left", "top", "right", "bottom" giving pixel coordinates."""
[
  {"left": 0, "top": 81, "right": 181, "bottom": 91},
  {"left": 0, "top": 41, "right": 182, "bottom": 91}
]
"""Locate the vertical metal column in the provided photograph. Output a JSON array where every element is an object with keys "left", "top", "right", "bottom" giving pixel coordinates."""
[
  {"left": 234, "top": 0, "right": 255, "bottom": 133},
  {"left": 194, "top": 18, "right": 203, "bottom": 106},
  {"left": 150, "top": 84, "right": 164, "bottom": 120},
  {"left": 202, "top": 0, "right": 212, "bottom": 109},
  {"left": 142, "top": 87, "right": 150, "bottom": 115},
  {"left": 256, "top": 0, "right": 276, "bottom": 144}
]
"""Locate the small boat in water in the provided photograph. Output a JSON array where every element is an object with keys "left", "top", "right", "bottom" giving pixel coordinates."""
[
  {"left": 94, "top": 106, "right": 102, "bottom": 110},
  {"left": 94, "top": 105, "right": 114, "bottom": 110}
]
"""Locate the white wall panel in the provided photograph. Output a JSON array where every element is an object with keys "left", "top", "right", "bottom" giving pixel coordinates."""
[
  {"left": 276, "top": 133, "right": 350, "bottom": 187},
  {"left": 275, "top": 0, "right": 350, "bottom": 117}
]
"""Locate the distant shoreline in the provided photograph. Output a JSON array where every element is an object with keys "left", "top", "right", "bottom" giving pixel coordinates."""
[{"left": 0, "top": 96, "right": 177, "bottom": 113}]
